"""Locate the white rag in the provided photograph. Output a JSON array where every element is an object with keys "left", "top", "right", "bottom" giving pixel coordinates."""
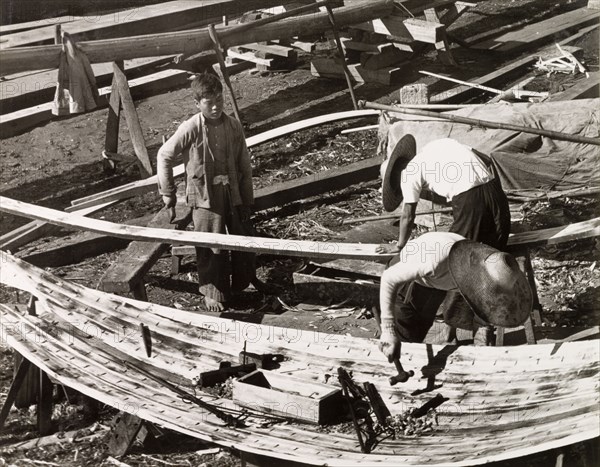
[{"left": 52, "top": 32, "right": 100, "bottom": 116}]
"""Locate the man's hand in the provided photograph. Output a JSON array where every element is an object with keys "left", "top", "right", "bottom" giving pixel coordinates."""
[
  {"left": 378, "top": 329, "right": 399, "bottom": 363},
  {"left": 162, "top": 194, "right": 177, "bottom": 209},
  {"left": 375, "top": 242, "right": 400, "bottom": 255},
  {"left": 162, "top": 195, "right": 177, "bottom": 223}
]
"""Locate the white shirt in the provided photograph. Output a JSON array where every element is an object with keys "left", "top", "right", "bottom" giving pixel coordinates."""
[
  {"left": 401, "top": 138, "right": 493, "bottom": 203},
  {"left": 397, "top": 231, "right": 464, "bottom": 290}
]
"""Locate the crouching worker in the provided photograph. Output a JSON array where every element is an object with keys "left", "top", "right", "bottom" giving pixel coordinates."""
[
  {"left": 378, "top": 231, "right": 532, "bottom": 364},
  {"left": 157, "top": 72, "right": 263, "bottom": 312}
]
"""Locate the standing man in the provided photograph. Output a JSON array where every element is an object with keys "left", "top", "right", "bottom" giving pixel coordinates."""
[{"left": 157, "top": 73, "right": 256, "bottom": 312}]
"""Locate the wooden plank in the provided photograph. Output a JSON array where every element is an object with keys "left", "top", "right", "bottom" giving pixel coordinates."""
[
  {"left": 0, "top": 0, "right": 291, "bottom": 49},
  {"left": 0, "top": 197, "right": 394, "bottom": 261},
  {"left": 0, "top": 56, "right": 174, "bottom": 116},
  {"left": 38, "top": 370, "right": 53, "bottom": 435},
  {"left": 226, "top": 49, "right": 276, "bottom": 67},
  {"left": 0, "top": 357, "right": 31, "bottom": 429},
  {"left": 18, "top": 213, "right": 154, "bottom": 268},
  {"left": 507, "top": 217, "right": 600, "bottom": 248},
  {"left": 0, "top": 16, "right": 76, "bottom": 36},
  {"left": 474, "top": 8, "right": 600, "bottom": 54},
  {"left": 400, "top": 0, "right": 459, "bottom": 16},
  {"left": 547, "top": 72, "right": 600, "bottom": 101},
  {"left": 0, "top": 200, "right": 118, "bottom": 253},
  {"left": 353, "top": 17, "right": 444, "bottom": 44},
  {"left": 106, "top": 412, "right": 144, "bottom": 457},
  {"left": 0, "top": 1, "right": 394, "bottom": 75},
  {"left": 99, "top": 198, "right": 191, "bottom": 295},
  {"left": 111, "top": 62, "right": 153, "bottom": 177},
  {"left": 66, "top": 110, "right": 378, "bottom": 212},
  {"left": 105, "top": 62, "right": 123, "bottom": 161},
  {"left": 311, "top": 58, "right": 403, "bottom": 85},
  {"left": 237, "top": 42, "right": 297, "bottom": 59},
  {"left": 254, "top": 156, "right": 381, "bottom": 211},
  {"left": 342, "top": 38, "right": 395, "bottom": 53},
  {"left": 0, "top": 68, "right": 190, "bottom": 139},
  {"left": 360, "top": 47, "right": 411, "bottom": 70}
]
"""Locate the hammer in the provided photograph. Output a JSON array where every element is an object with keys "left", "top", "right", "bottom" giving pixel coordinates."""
[
  {"left": 372, "top": 307, "right": 414, "bottom": 385},
  {"left": 389, "top": 359, "right": 414, "bottom": 385}
]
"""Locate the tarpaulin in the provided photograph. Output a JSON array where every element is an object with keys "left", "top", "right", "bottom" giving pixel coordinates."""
[{"left": 378, "top": 99, "right": 600, "bottom": 198}]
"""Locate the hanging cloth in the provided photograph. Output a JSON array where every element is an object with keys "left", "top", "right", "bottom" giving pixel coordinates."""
[{"left": 52, "top": 32, "right": 100, "bottom": 116}]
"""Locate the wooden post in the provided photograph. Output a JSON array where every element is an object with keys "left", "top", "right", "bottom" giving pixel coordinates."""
[
  {"left": 38, "top": 370, "right": 54, "bottom": 435},
  {"left": 54, "top": 25, "right": 62, "bottom": 44},
  {"left": 423, "top": 7, "right": 457, "bottom": 66},
  {"left": 208, "top": 23, "right": 242, "bottom": 123},
  {"left": 104, "top": 60, "right": 124, "bottom": 173},
  {"left": 325, "top": 4, "right": 358, "bottom": 110},
  {"left": 0, "top": 358, "right": 31, "bottom": 430},
  {"left": 111, "top": 62, "right": 154, "bottom": 177}
]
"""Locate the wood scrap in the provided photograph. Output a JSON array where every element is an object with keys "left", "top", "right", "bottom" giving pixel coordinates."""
[{"left": 420, "top": 70, "right": 548, "bottom": 100}]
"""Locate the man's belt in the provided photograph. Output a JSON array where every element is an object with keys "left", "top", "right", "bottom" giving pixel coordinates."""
[{"left": 212, "top": 175, "right": 230, "bottom": 185}]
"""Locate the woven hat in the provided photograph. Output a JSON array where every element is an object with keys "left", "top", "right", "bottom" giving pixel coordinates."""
[
  {"left": 381, "top": 134, "right": 416, "bottom": 212},
  {"left": 448, "top": 240, "right": 532, "bottom": 328}
]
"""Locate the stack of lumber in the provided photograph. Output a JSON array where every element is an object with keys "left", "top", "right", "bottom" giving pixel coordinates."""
[
  {"left": 311, "top": 0, "right": 471, "bottom": 85},
  {"left": 227, "top": 41, "right": 298, "bottom": 71}
]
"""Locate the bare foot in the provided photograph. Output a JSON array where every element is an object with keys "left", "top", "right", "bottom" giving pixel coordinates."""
[{"left": 204, "top": 297, "right": 225, "bottom": 312}]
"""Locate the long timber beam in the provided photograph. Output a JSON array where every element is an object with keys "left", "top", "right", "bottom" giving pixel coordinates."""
[
  {"left": 0, "top": 0, "right": 394, "bottom": 76},
  {"left": 0, "top": 197, "right": 392, "bottom": 261}
]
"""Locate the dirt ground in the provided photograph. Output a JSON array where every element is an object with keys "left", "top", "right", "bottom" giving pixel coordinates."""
[{"left": 1, "top": 0, "right": 599, "bottom": 465}]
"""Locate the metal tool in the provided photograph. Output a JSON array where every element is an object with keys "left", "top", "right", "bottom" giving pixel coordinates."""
[
  {"left": 139, "top": 323, "right": 152, "bottom": 357},
  {"left": 337, "top": 367, "right": 376, "bottom": 453},
  {"left": 123, "top": 361, "right": 243, "bottom": 427},
  {"left": 389, "top": 360, "right": 414, "bottom": 386}
]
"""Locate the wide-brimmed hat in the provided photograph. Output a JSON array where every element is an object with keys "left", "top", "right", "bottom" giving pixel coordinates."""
[
  {"left": 448, "top": 240, "right": 532, "bottom": 328},
  {"left": 381, "top": 134, "right": 416, "bottom": 212}
]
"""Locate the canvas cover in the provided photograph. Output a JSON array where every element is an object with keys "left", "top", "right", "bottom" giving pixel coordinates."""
[{"left": 378, "top": 98, "right": 600, "bottom": 198}]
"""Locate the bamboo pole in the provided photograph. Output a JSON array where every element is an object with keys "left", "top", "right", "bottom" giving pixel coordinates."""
[
  {"left": 325, "top": 4, "right": 358, "bottom": 110},
  {"left": 208, "top": 23, "right": 242, "bottom": 123},
  {"left": 0, "top": 1, "right": 393, "bottom": 75},
  {"left": 342, "top": 208, "right": 453, "bottom": 225},
  {"left": 359, "top": 100, "right": 600, "bottom": 146}
]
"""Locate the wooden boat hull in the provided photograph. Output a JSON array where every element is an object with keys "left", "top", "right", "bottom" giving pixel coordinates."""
[{"left": 1, "top": 251, "right": 598, "bottom": 465}]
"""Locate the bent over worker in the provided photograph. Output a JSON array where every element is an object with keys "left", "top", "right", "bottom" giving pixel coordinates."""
[
  {"left": 378, "top": 135, "right": 510, "bottom": 254},
  {"left": 378, "top": 231, "right": 531, "bottom": 362},
  {"left": 157, "top": 73, "right": 258, "bottom": 312}
]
